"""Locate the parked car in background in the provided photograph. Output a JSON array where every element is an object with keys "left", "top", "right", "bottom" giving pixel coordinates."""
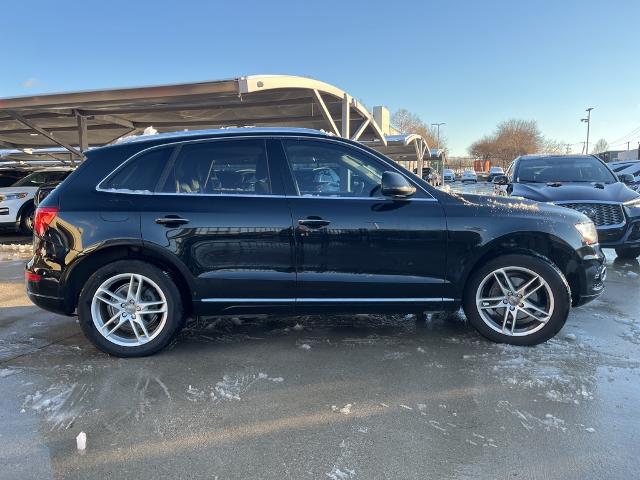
[
  {"left": 413, "top": 166, "right": 441, "bottom": 186},
  {"left": 609, "top": 160, "right": 640, "bottom": 192},
  {"left": 493, "top": 154, "right": 640, "bottom": 259},
  {"left": 0, "top": 168, "right": 34, "bottom": 187},
  {"left": 34, "top": 180, "right": 68, "bottom": 207},
  {"left": 0, "top": 167, "right": 73, "bottom": 233},
  {"left": 461, "top": 169, "right": 478, "bottom": 183},
  {"left": 487, "top": 166, "right": 505, "bottom": 183},
  {"left": 27, "top": 128, "right": 605, "bottom": 356},
  {"left": 442, "top": 168, "right": 455, "bottom": 183}
]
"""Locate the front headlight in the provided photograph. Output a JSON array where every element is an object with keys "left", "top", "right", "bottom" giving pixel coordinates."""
[
  {"left": 0, "top": 192, "right": 28, "bottom": 202},
  {"left": 624, "top": 197, "right": 640, "bottom": 206},
  {"left": 575, "top": 221, "right": 598, "bottom": 245}
]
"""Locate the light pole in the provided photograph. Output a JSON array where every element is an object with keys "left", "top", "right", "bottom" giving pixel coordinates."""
[
  {"left": 431, "top": 123, "right": 446, "bottom": 182},
  {"left": 581, "top": 107, "right": 593, "bottom": 154},
  {"left": 431, "top": 123, "right": 445, "bottom": 150}
]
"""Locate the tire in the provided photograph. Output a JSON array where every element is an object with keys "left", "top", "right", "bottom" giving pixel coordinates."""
[
  {"left": 463, "top": 254, "right": 570, "bottom": 346},
  {"left": 77, "top": 260, "right": 184, "bottom": 357},
  {"left": 19, "top": 205, "right": 35, "bottom": 235},
  {"left": 615, "top": 247, "right": 640, "bottom": 260}
]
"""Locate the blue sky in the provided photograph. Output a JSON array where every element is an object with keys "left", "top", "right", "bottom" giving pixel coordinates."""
[{"left": 2, "top": 0, "right": 639, "bottom": 155}]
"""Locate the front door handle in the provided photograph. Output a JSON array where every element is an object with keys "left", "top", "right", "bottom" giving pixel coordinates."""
[
  {"left": 155, "top": 215, "right": 189, "bottom": 226},
  {"left": 298, "top": 217, "right": 331, "bottom": 228}
]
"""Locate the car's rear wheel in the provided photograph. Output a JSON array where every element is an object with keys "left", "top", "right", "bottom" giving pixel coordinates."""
[
  {"left": 615, "top": 247, "right": 640, "bottom": 259},
  {"left": 463, "top": 254, "right": 570, "bottom": 346},
  {"left": 77, "top": 260, "right": 184, "bottom": 357}
]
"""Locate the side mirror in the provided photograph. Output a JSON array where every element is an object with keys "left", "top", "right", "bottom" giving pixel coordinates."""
[
  {"left": 618, "top": 173, "right": 635, "bottom": 185},
  {"left": 381, "top": 171, "right": 416, "bottom": 198},
  {"left": 492, "top": 174, "right": 509, "bottom": 185}
]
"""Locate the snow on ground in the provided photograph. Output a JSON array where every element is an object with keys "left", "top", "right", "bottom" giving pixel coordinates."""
[{"left": 186, "top": 370, "right": 285, "bottom": 404}]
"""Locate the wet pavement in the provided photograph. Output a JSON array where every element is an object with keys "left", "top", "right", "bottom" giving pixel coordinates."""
[{"left": 1, "top": 195, "right": 640, "bottom": 479}]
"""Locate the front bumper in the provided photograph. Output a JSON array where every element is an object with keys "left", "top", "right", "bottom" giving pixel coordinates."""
[
  {"left": 597, "top": 220, "right": 640, "bottom": 248},
  {"left": 573, "top": 246, "right": 607, "bottom": 307},
  {"left": 0, "top": 198, "right": 24, "bottom": 222}
]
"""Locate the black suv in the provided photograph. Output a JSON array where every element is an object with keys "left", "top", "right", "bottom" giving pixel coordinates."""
[
  {"left": 493, "top": 154, "right": 640, "bottom": 259},
  {"left": 27, "top": 129, "right": 606, "bottom": 357}
]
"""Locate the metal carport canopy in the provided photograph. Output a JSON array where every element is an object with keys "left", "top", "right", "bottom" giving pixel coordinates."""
[
  {"left": 363, "top": 134, "right": 430, "bottom": 175},
  {"left": 0, "top": 74, "right": 387, "bottom": 161}
]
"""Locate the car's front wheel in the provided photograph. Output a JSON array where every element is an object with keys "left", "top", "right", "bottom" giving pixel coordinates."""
[
  {"left": 463, "top": 254, "right": 570, "bottom": 346},
  {"left": 615, "top": 247, "right": 640, "bottom": 259},
  {"left": 77, "top": 260, "right": 184, "bottom": 357},
  {"left": 19, "top": 205, "right": 35, "bottom": 234}
]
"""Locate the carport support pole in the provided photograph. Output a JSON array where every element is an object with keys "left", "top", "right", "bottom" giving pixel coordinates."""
[
  {"left": 77, "top": 115, "right": 88, "bottom": 152},
  {"left": 415, "top": 140, "right": 424, "bottom": 179},
  {"left": 341, "top": 94, "right": 350, "bottom": 139}
]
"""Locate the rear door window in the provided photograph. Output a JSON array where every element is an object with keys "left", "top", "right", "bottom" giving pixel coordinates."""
[
  {"left": 159, "top": 139, "right": 273, "bottom": 195},
  {"left": 100, "top": 147, "right": 173, "bottom": 193}
]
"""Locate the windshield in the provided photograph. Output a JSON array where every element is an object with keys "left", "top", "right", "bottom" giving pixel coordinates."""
[
  {"left": 517, "top": 156, "right": 617, "bottom": 183},
  {"left": 12, "top": 171, "right": 69, "bottom": 187}
]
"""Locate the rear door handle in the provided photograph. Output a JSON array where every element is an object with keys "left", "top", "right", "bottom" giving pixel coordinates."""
[
  {"left": 155, "top": 215, "right": 189, "bottom": 226},
  {"left": 298, "top": 218, "right": 331, "bottom": 228}
]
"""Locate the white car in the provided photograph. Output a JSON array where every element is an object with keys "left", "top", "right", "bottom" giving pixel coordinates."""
[
  {"left": 0, "top": 168, "right": 72, "bottom": 233},
  {"left": 461, "top": 170, "right": 478, "bottom": 183},
  {"left": 442, "top": 168, "right": 456, "bottom": 182}
]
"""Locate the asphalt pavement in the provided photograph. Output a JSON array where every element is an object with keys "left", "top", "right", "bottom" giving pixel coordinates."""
[{"left": 0, "top": 183, "right": 639, "bottom": 479}]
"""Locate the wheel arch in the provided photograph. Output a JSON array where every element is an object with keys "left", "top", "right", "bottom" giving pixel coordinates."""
[
  {"left": 460, "top": 231, "right": 581, "bottom": 305},
  {"left": 62, "top": 242, "right": 195, "bottom": 315},
  {"left": 16, "top": 199, "right": 35, "bottom": 226}
]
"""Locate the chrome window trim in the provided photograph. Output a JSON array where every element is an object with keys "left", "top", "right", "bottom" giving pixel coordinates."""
[
  {"left": 95, "top": 134, "right": 436, "bottom": 201},
  {"left": 201, "top": 297, "right": 455, "bottom": 303}
]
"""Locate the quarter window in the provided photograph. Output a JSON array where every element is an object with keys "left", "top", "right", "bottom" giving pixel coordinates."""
[
  {"left": 159, "top": 140, "right": 272, "bottom": 195},
  {"left": 101, "top": 148, "right": 171, "bottom": 192},
  {"left": 282, "top": 140, "right": 386, "bottom": 197}
]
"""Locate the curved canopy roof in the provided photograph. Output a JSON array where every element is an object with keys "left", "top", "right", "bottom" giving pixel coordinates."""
[
  {"left": 364, "top": 133, "right": 430, "bottom": 164},
  {"left": 0, "top": 75, "right": 386, "bottom": 161}
]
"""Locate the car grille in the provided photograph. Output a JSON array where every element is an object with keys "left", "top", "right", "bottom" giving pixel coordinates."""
[{"left": 560, "top": 203, "right": 625, "bottom": 227}]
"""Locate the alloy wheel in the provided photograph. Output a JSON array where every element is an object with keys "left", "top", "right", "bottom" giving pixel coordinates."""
[
  {"left": 90, "top": 273, "right": 168, "bottom": 347},
  {"left": 475, "top": 266, "right": 554, "bottom": 337}
]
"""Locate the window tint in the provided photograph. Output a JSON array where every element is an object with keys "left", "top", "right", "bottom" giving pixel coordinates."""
[
  {"left": 160, "top": 140, "right": 272, "bottom": 195},
  {"left": 101, "top": 148, "right": 171, "bottom": 192},
  {"left": 517, "top": 156, "right": 616, "bottom": 183},
  {"left": 43, "top": 171, "right": 70, "bottom": 183},
  {"left": 13, "top": 170, "right": 69, "bottom": 187},
  {"left": 282, "top": 140, "right": 386, "bottom": 197}
]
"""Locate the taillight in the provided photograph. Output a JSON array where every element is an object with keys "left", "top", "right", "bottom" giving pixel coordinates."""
[
  {"left": 25, "top": 271, "right": 42, "bottom": 282},
  {"left": 34, "top": 207, "right": 58, "bottom": 236}
]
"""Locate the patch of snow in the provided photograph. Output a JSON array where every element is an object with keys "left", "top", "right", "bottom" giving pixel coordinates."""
[
  {"left": 326, "top": 467, "right": 356, "bottom": 479},
  {"left": 300, "top": 343, "right": 312, "bottom": 350},
  {"left": 332, "top": 404, "right": 352, "bottom": 415},
  {"left": 383, "top": 351, "right": 410, "bottom": 360},
  {"left": 76, "top": 431, "right": 87, "bottom": 451},
  {"left": 585, "top": 427, "right": 596, "bottom": 433},
  {"left": 0, "top": 368, "right": 18, "bottom": 378},
  {"left": 293, "top": 323, "right": 304, "bottom": 331}
]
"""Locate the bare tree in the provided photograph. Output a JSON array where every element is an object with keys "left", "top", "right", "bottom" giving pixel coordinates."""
[
  {"left": 391, "top": 108, "right": 446, "bottom": 152},
  {"left": 592, "top": 138, "right": 609, "bottom": 154},
  {"left": 540, "top": 138, "right": 564, "bottom": 154},
  {"left": 468, "top": 119, "right": 546, "bottom": 168}
]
